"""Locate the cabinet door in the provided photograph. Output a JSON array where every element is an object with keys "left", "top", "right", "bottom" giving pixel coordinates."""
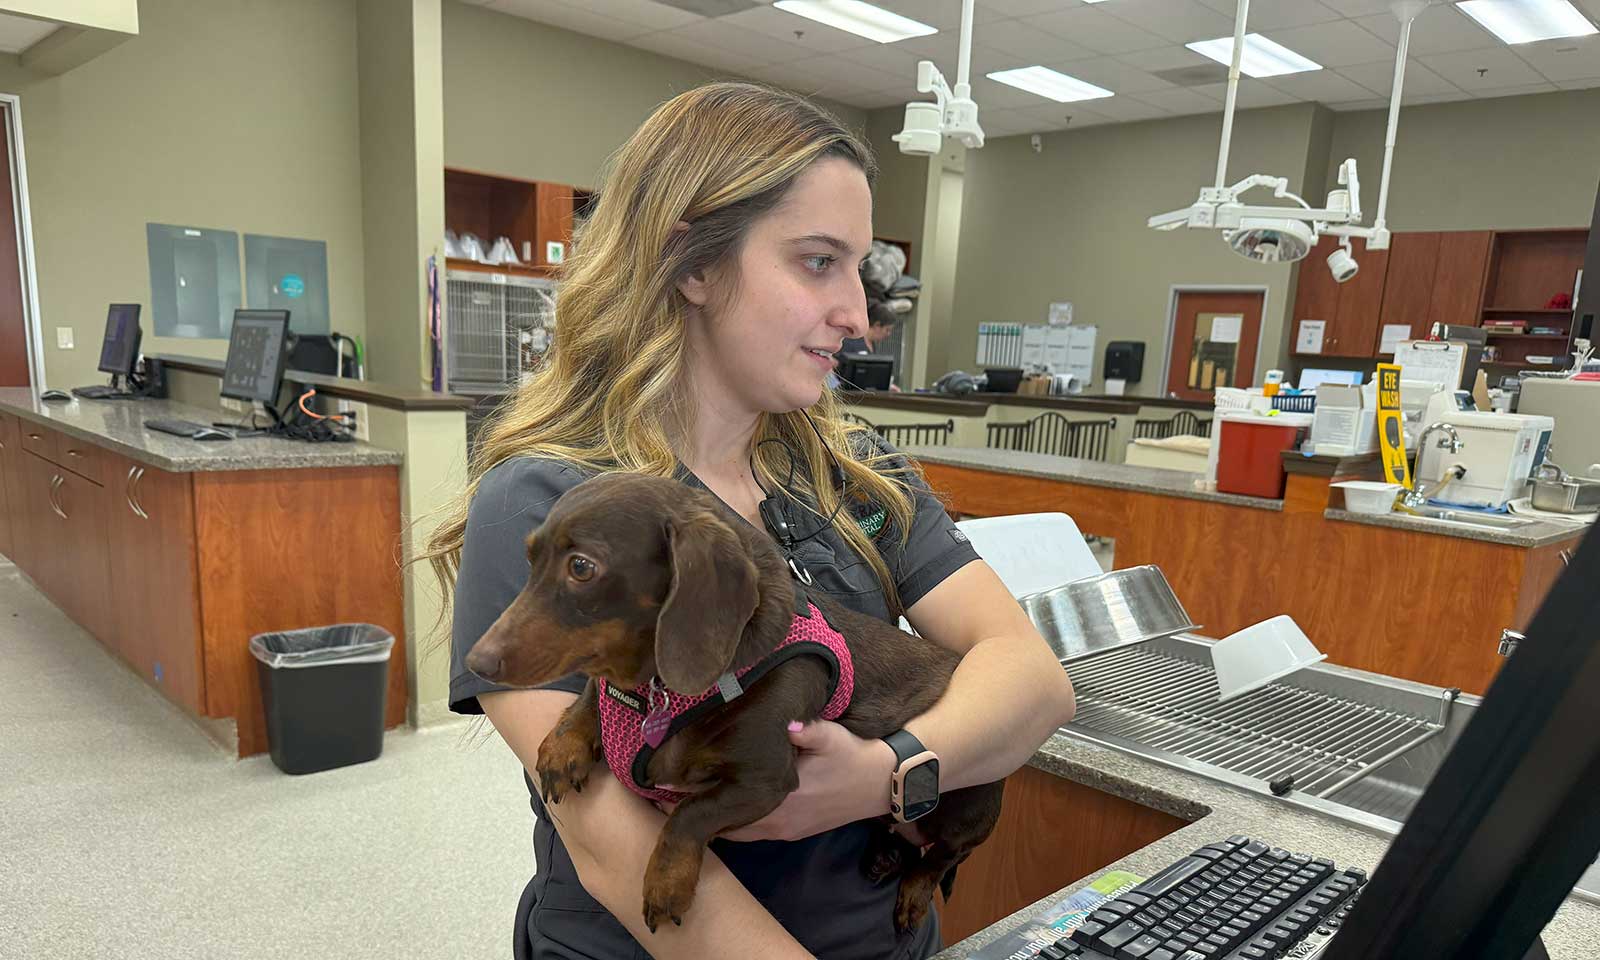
[
  {"left": 0, "top": 413, "right": 15, "bottom": 562},
  {"left": 1380, "top": 232, "right": 1442, "bottom": 347},
  {"left": 1329, "top": 237, "right": 1389, "bottom": 357},
  {"left": 105, "top": 451, "right": 203, "bottom": 711},
  {"left": 51, "top": 466, "right": 111, "bottom": 645},
  {"left": 1427, "top": 230, "right": 1493, "bottom": 330},
  {"left": 1292, "top": 235, "right": 1343, "bottom": 355},
  {"left": 22, "top": 451, "right": 63, "bottom": 605}
]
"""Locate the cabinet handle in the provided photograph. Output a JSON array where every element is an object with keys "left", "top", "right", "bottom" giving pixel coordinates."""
[
  {"left": 130, "top": 466, "right": 149, "bottom": 520},
  {"left": 67, "top": 448, "right": 83, "bottom": 458},
  {"left": 27, "top": 432, "right": 41, "bottom": 442},
  {"left": 124, "top": 465, "right": 147, "bottom": 519},
  {"left": 48, "top": 474, "right": 66, "bottom": 519}
]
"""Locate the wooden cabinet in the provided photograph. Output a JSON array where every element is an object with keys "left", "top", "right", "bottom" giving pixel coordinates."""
[
  {"left": 1293, "top": 236, "right": 1390, "bottom": 357},
  {"left": 0, "top": 412, "right": 18, "bottom": 561},
  {"left": 103, "top": 451, "right": 204, "bottom": 712},
  {"left": 1379, "top": 231, "right": 1441, "bottom": 343},
  {"left": 1426, "top": 230, "right": 1492, "bottom": 331},
  {"left": 444, "top": 167, "right": 591, "bottom": 277},
  {"left": 21, "top": 449, "right": 111, "bottom": 643}
]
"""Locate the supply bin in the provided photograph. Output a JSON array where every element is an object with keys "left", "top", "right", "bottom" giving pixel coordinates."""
[
  {"left": 1216, "top": 412, "right": 1314, "bottom": 498},
  {"left": 249, "top": 623, "right": 395, "bottom": 775}
]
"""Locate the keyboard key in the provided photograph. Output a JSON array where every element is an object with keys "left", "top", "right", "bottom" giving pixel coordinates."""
[
  {"left": 1267, "top": 848, "right": 1290, "bottom": 860},
  {"left": 1145, "top": 905, "right": 1170, "bottom": 922},
  {"left": 1148, "top": 950, "right": 1178, "bottom": 960},
  {"left": 1133, "top": 859, "right": 1211, "bottom": 898},
  {"left": 1069, "top": 920, "right": 1106, "bottom": 945},
  {"left": 1343, "top": 868, "right": 1369, "bottom": 883},
  {"left": 1150, "top": 924, "right": 1179, "bottom": 940},
  {"left": 1101, "top": 920, "right": 1146, "bottom": 951},
  {"left": 1203, "top": 934, "right": 1231, "bottom": 949},
  {"left": 1117, "top": 934, "right": 1166, "bottom": 959},
  {"left": 1241, "top": 841, "right": 1270, "bottom": 858},
  {"left": 1219, "top": 924, "right": 1247, "bottom": 940},
  {"left": 1103, "top": 901, "right": 1140, "bottom": 918},
  {"left": 1120, "top": 893, "right": 1154, "bottom": 909},
  {"left": 1240, "top": 948, "right": 1270, "bottom": 960},
  {"left": 1039, "top": 944, "right": 1069, "bottom": 960},
  {"left": 1193, "top": 845, "right": 1229, "bottom": 861},
  {"left": 1226, "top": 835, "right": 1250, "bottom": 847}
]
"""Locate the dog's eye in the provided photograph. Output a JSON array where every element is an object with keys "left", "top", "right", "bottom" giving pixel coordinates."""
[{"left": 568, "top": 555, "right": 597, "bottom": 582}]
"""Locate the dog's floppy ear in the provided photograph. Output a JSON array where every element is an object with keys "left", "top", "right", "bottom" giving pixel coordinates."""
[{"left": 655, "top": 509, "right": 759, "bottom": 694}]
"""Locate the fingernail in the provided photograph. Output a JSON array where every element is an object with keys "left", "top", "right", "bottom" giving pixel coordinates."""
[{"left": 787, "top": 721, "right": 804, "bottom": 732}]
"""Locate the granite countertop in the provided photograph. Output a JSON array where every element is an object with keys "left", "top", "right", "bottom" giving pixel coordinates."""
[
  {"left": 935, "top": 732, "right": 1600, "bottom": 960},
  {"left": 904, "top": 446, "right": 1284, "bottom": 512},
  {"left": 0, "top": 389, "right": 403, "bottom": 472},
  {"left": 1325, "top": 507, "right": 1589, "bottom": 549}
]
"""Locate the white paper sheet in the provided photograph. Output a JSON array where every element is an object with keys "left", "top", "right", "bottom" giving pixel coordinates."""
[
  {"left": 1379, "top": 323, "right": 1411, "bottom": 356},
  {"left": 1392, "top": 339, "right": 1466, "bottom": 391},
  {"left": 1211, "top": 315, "right": 1243, "bottom": 344},
  {"left": 1297, "top": 320, "right": 1326, "bottom": 354},
  {"left": 1048, "top": 302, "right": 1073, "bottom": 326}
]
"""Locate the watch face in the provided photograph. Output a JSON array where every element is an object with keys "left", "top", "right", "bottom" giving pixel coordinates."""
[{"left": 902, "top": 758, "right": 940, "bottom": 819}]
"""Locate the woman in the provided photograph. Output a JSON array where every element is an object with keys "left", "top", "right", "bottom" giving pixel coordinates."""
[{"left": 424, "top": 83, "right": 1075, "bottom": 960}]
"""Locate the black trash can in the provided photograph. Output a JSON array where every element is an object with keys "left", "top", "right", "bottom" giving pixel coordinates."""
[{"left": 249, "top": 623, "right": 395, "bottom": 775}]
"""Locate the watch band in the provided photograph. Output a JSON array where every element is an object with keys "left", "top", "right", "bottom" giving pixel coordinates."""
[{"left": 883, "top": 729, "right": 928, "bottom": 768}]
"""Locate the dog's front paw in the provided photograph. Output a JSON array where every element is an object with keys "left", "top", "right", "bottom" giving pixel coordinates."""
[
  {"left": 535, "top": 725, "right": 600, "bottom": 804},
  {"left": 642, "top": 837, "right": 702, "bottom": 933},
  {"left": 893, "top": 873, "right": 939, "bottom": 935}
]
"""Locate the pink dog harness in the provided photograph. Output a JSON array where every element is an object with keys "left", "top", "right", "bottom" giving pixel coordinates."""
[{"left": 596, "top": 595, "right": 854, "bottom": 804}]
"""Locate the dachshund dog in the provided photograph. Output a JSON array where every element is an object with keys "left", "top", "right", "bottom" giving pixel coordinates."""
[{"left": 466, "top": 472, "right": 1003, "bottom": 935}]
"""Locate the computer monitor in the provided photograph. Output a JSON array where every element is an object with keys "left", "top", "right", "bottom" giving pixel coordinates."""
[
  {"left": 96, "top": 303, "right": 142, "bottom": 378},
  {"left": 221, "top": 309, "right": 290, "bottom": 407},
  {"left": 1324, "top": 521, "right": 1600, "bottom": 960},
  {"left": 1296, "top": 368, "right": 1364, "bottom": 392}
]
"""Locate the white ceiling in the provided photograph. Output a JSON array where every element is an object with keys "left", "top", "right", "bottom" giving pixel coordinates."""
[
  {"left": 0, "top": 12, "right": 58, "bottom": 55},
  {"left": 464, "top": 0, "right": 1600, "bottom": 136}
]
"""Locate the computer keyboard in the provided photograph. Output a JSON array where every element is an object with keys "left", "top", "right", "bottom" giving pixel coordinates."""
[
  {"left": 1048, "top": 836, "right": 1368, "bottom": 960},
  {"left": 71, "top": 385, "right": 133, "bottom": 400},
  {"left": 144, "top": 418, "right": 228, "bottom": 440}
]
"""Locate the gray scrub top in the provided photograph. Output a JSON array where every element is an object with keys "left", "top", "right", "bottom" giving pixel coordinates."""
[{"left": 450, "top": 441, "right": 980, "bottom": 960}]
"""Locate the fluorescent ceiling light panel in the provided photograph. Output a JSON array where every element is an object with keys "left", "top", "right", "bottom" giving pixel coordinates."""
[
  {"left": 1186, "top": 33, "right": 1323, "bottom": 78},
  {"left": 1458, "top": 0, "right": 1597, "bottom": 44},
  {"left": 772, "top": 0, "right": 937, "bottom": 43},
  {"left": 986, "top": 65, "right": 1114, "bottom": 102}
]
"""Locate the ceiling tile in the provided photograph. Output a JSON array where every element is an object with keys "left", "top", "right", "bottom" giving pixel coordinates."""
[
  {"left": 1265, "top": 68, "right": 1382, "bottom": 102},
  {"left": 0, "top": 12, "right": 57, "bottom": 54},
  {"left": 628, "top": 29, "right": 766, "bottom": 72},
  {"left": 1117, "top": 44, "right": 1218, "bottom": 72},
  {"left": 754, "top": 56, "right": 839, "bottom": 88},
  {"left": 1556, "top": 76, "right": 1600, "bottom": 89},
  {"left": 1514, "top": 35, "right": 1600, "bottom": 83},
  {"left": 1074, "top": 96, "right": 1176, "bottom": 121},
  {"left": 1022, "top": 7, "right": 1169, "bottom": 55},
  {"left": 719, "top": 4, "right": 875, "bottom": 54},
  {"left": 1134, "top": 85, "right": 1225, "bottom": 114},
  {"left": 853, "top": 88, "right": 917, "bottom": 108},
  {"left": 488, "top": 0, "right": 653, "bottom": 42},
  {"left": 1419, "top": 47, "right": 1548, "bottom": 89},
  {"left": 972, "top": 107, "right": 1032, "bottom": 137},
  {"left": 1017, "top": 101, "right": 1115, "bottom": 129},
  {"left": 580, "top": 0, "right": 704, "bottom": 30},
  {"left": 803, "top": 53, "right": 909, "bottom": 89},
  {"left": 980, "top": 16, "right": 1099, "bottom": 62},
  {"left": 1467, "top": 82, "right": 1562, "bottom": 100},
  {"left": 1327, "top": 97, "right": 1391, "bottom": 110},
  {"left": 1193, "top": 0, "right": 1343, "bottom": 30},
  {"left": 1317, "top": 0, "right": 1403, "bottom": 15},
  {"left": 1264, "top": 20, "right": 1394, "bottom": 67},
  {"left": 871, "top": 0, "right": 1003, "bottom": 30},
  {"left": 669, "top": 16, "right": 816, "bottom": 62},
  {"left": 1102, "top": 0, "right": 1237, "bottom": 45},
  {"left": 1352, "top": 7, "right": 1499, "bottom": 57},
  {"left": 1401, "top": 90, "right": 1476, "bottom": 105},
  {"left": 979, "top": 0, "right": 1073, "bottom": 17},
  {"left": 833, "top": 41, "right": 927, "bottom": 77},
  {"left": 1189, "top": 80, "right": 1304, "bottom": 107},
  {"left": 1337, "top": 58, "right": 1460, "bottom": 95},
  {"left": 1042, "top": 56, "right": 1177, "bottom": 94}
]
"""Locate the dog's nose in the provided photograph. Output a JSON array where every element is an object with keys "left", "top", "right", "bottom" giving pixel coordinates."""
[{"left": 466, "top": 649, "right": 503, "bottom": 681}]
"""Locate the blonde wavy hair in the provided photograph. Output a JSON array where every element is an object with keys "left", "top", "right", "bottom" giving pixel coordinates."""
[{"left": 421, "top": 82, "right": 920, "bottom": 625}]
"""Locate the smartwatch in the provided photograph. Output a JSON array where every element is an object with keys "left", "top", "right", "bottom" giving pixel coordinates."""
[{"left": 883, "top": 729, "right": 940, "bottom": 823}]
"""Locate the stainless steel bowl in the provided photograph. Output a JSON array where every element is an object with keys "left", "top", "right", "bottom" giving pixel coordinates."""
[{"left": 1018, "top": 565, "right": 1198, "bottom": 663}]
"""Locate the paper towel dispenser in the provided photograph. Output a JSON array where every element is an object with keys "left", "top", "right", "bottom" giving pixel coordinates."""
[{"left": 1105, "top": 341, "right": 1145, "bottom": 383}]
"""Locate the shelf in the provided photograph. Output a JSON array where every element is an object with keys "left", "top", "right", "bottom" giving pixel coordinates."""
[
  {"left": 1481, "top": 331, "right": 1571, "bottom": 339},
  {"left": 444, "top": 257, "right": 557, "bottom": 279},
  {"left": 1481, "top": 307, "right": 1574, "bottom": 315},
  {"left": 1482, "top": 359, "right": 1563, "bottom": 368}
]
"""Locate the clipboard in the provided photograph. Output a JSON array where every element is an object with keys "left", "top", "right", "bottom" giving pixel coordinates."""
[{"left": 1392, "top": 340, "right": 1466, "bottom": 391}]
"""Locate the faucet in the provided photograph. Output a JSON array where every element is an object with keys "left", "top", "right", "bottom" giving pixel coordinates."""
[{"left": 1399, "top": 422, "right": 1466, "bottom": 509}]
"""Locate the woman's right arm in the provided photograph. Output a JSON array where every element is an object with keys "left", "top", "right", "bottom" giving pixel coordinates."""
[{"left": 480, "top": 688, "right": 817, "bottom": 960}]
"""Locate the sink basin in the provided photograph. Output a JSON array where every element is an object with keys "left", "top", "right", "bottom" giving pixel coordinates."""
[{"left": 1406, "top": 506, "right": 1534, "bottom": 530}]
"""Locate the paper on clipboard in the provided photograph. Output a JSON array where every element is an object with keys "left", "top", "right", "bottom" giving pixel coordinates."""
[
  {"left": 1392, "top": 339, "right": 1465, "bottom": 391},
  {"left": 1378, "top": 324, "right": 1411, "bottom": 356}
]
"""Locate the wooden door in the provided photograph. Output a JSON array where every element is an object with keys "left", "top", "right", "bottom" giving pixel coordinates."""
[
  {"left": 106, "top": 451, "right": 204, "bottom": 710},
  {"left": 52, "top": 465, "right": 111, "bottom": 644},
  {"left": 1427, "top": 231, "right": 1492, "bottom": 331},
  {"left": 1328, "top": 237, "right": 1389, "bottom": 356},
  {"left": 1166, "top": 289, "right": 1265, "bottom": 401},
  {"left": 1380, "top": 232, "right": 1442, "bottom": 348},
  {"left": 21, "top": 451, "right": 61, "bottom": 601},
  {"left": 0, "top": 105, "right": 28, "bottom": 387}
]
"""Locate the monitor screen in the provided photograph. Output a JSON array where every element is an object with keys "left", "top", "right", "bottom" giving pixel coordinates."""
[
  {"left": 1298, "top": 368, "right": 1365, "bottom": 392},
  {"left": 221, "top": 309, "right": 290, "bottom": 405},
  {"left": 96, "top": 304, "right": 143, "bottom": 377}
]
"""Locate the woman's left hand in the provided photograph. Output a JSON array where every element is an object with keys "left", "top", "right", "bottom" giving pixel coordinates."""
[{"left": 717, "top": 720, "right": 893, "bottom": 843}]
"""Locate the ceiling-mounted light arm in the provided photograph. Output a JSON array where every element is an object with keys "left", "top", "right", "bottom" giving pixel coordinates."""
[
  {"left": 893, "top": 0, "right": 983, "bottom": 154},
  {"left": 1214, "top": 0, "right": 1252, "bottom": 189},
  {"left": 1367, "top": 3, "right": 1424, "bottom": 251},
  {"left": 956, "top": 0, "right": 975, "bottom": 92}
]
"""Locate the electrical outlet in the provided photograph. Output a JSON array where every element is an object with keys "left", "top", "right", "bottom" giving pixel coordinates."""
[
  {"left": 55, "top": 327, "right": 73, "bottom": 349},
  {"left": 338, "top": 398, "right": 370, "bottom": 442}
]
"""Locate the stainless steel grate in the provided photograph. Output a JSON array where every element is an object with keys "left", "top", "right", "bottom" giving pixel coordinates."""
[
  {"left": 1065, "top": 645, "right": 1451, "bottom": 798},
  {"left": 445, "top": 270, "right": 557, "bottom": 394}
]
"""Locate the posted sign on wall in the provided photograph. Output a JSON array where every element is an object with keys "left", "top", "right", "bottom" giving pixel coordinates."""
[{"left": 1376, "top": 363, "right": 1411, "bottom": 489}]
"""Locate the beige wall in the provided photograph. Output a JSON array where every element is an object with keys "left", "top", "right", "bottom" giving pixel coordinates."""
[
  {"left": 952, "top": 104, "right": 1323, "bottom": 395},
  {"left": 3, "top": 0, "right": 367, "bottom": 390},
  {"left": 1325, "top": 89, "right": 1600, "bottom": 231},
  {"left": 442, "top": 1, "right": 865, "bottom": 190},
  {"left": 865, "top": 106, "right": 930, "bottom": 274}
]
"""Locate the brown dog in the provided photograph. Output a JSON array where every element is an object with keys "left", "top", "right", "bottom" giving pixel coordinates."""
[{"left": 466, "top": 472, "right": 1003, "bottom": 935}]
